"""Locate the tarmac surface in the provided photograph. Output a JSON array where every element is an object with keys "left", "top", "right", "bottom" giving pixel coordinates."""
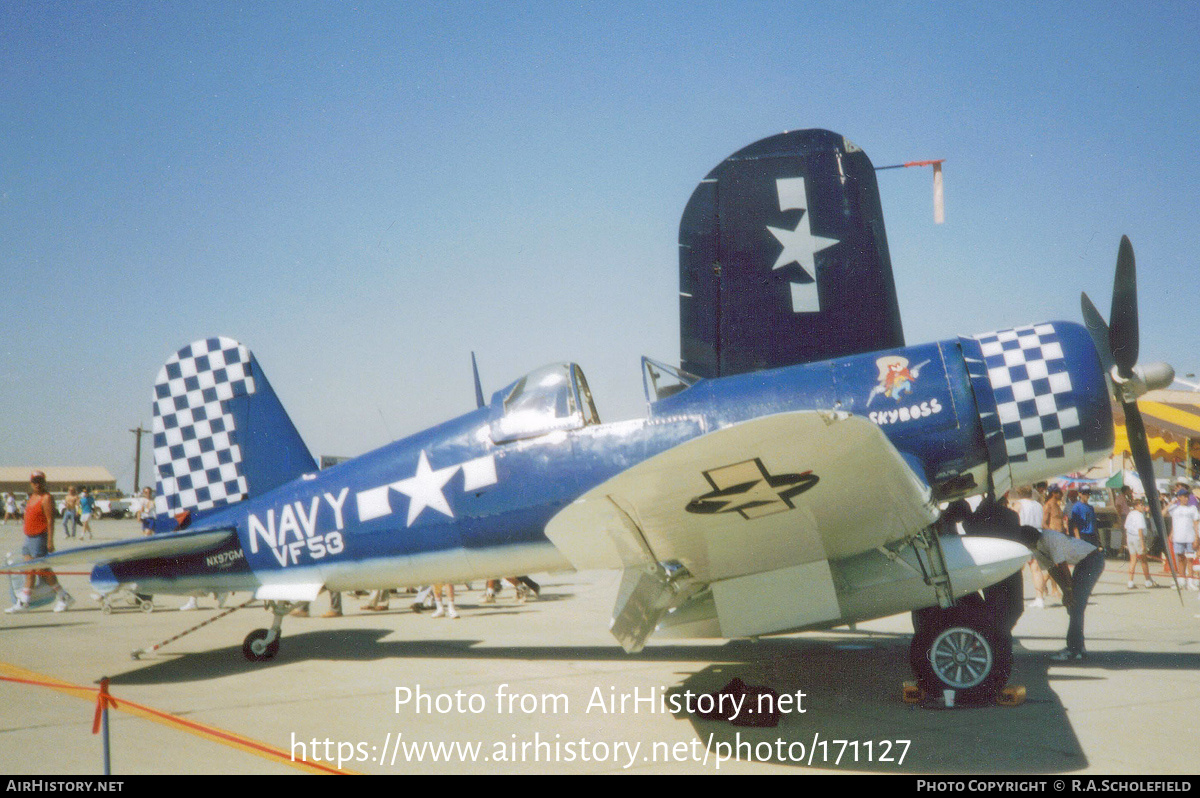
[{"left": 3, "top": 518, "right": 1200, "bottom": 775}]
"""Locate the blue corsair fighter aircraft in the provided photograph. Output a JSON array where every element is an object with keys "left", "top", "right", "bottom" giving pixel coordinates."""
[{"left": 20, "top": 130, "right": 1174, "bottom": 704}]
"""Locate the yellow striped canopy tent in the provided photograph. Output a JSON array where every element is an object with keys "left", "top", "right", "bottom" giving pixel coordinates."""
[{"left": 1111, "top": 390, "right": 1200, "bottom": 468}]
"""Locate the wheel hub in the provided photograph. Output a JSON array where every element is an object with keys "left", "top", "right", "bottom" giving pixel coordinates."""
[{"left": 929, "top": 626, "right": 993, "bottom": 689}]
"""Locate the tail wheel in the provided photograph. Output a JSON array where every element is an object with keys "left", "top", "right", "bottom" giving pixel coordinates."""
[
  {"left": 911, "top": 620, "right": 1011, "bottom": 705},
  {"left": 242, "top": 628, "right": 281, "bottom": 662}
]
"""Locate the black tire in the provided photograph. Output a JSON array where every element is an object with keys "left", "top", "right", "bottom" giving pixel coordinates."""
[
  {"left": 910, "top": 616, "right": 1011, "bottom": 705},
  {"left": 909, "top": 594, "right": 988, "bottom": 674},
  {"left": 242, "top": 628, "right": 280, "bottom": 662}
]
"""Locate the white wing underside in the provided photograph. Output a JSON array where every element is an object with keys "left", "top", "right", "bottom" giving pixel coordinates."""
[{"left": 545, "top": 411, "right": 938, "bottom": 583}]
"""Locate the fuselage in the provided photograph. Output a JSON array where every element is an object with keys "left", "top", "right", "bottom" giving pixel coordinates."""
[{"left": 106, "top": 320, "right": 1112, "bottom": 596}]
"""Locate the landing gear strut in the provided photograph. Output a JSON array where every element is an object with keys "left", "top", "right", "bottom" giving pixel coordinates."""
[
  {"left": 242, "top": 601, "right": 295, "bottom": 662},
  {"left": 906, "top": 500, "right": 1023, "bottom": 706}
]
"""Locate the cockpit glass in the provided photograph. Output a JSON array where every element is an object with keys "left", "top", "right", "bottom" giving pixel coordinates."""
[
  {"left": 503, "top": 364, "right": 575, "bottom": 420},
  {"left": 492, "top": 362, "right": 599, "bottom": 442}
]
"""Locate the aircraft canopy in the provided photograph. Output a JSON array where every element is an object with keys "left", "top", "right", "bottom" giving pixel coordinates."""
[{"left": 491, "top": 363, "right": 600, "bottom": 442}]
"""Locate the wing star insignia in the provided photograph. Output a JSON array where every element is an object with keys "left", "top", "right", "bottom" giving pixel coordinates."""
[{"left": 685, "top": 458, "right": 819, "bottom": 520}]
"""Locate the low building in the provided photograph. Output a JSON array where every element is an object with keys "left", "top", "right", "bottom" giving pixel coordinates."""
[{"left": 0, "top": 467, "right": 118, "bottom": 497}]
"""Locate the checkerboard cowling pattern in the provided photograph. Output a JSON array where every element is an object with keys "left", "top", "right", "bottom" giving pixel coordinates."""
[
  {"left": 152, "top": 337, "right": 256, "bottom": 515},
  {"left": 974, "top": 324, "right": 1085, "bottom": 473}
]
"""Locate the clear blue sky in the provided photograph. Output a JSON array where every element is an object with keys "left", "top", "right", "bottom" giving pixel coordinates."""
[{"left": 2, "top": 1, "right": 1197, "bottom": 491}]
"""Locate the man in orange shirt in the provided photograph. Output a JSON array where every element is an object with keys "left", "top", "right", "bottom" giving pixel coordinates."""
[{"left": 6, "top": 471, "right": 74, "bottom": 613}]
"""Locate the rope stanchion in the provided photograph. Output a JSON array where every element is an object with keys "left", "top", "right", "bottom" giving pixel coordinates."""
[
  {"left": 93, "top": 677, "right": 116, "bottom": 775},
  {"left": 92, "top": 677, "right": 118, "bottom": 733},
  {"left": 132, "top": 598, "right": 255, "bottom": 659}
]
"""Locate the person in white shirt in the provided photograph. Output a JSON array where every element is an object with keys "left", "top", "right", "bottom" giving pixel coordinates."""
[
  {"left": 1014, "top": 486, "right": 1052, "bottom": 608},
  {"left": 1017, "top": 526, "right": 1104, "bottom": 661},
  {"left": 1124, "top": 497, "right": 1155, "bottom": 589},
  {"left": 1168, "top": 489, "right": 1200, "bottom": 590}
]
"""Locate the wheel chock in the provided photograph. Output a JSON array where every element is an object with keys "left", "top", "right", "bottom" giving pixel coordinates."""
[
  {"left": 902, "top": 681, "right": 924, "bottom": 704},
  {"left": 905, "top": 682, "right": 1024, "bottom": 708},
  {"left": 996, "top": 685, "right": 1026, "bottom": 706}
]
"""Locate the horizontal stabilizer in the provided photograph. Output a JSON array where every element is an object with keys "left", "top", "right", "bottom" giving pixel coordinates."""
[{"left": 5, "top": 527, "right": 237, "bottom": 570}]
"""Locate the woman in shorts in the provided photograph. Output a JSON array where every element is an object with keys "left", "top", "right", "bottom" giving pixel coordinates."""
[{"left": 78, "top": 487, "right": 95, "bottom": 540}]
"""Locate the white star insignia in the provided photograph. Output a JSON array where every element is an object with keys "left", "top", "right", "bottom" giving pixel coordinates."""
[
  {"left": 392, "top": 450, "right": 459, "bottom": 526},
  {"left": 765, "top": 219, "right": 840, "bottom": 274},
  {"left": 766, "top": 176, "right": 840, "bottom": 313}
]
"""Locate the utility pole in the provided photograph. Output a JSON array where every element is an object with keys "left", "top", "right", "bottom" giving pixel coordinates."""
[{"left": 130, "top": 425, "right": 148, "bottom": 493}]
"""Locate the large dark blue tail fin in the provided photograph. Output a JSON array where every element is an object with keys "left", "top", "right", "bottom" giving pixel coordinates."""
[
  {"left": 151, "top": 337, "right": 317, "bottom": 521},
  {"left": 679, "top": 129, "right": 904, "bottom": 378}
]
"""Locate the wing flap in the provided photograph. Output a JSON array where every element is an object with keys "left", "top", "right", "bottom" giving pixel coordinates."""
[
  {"left": 545, "top": 411, "right": 937, "bottom": 583},
  {"left": 710, "top": 560, "right": 842, "bottom": 638}
]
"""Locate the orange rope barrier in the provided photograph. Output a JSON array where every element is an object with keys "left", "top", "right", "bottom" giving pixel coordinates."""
[{"left": 0, "top": 663, "right": 354, "bottom": 774}]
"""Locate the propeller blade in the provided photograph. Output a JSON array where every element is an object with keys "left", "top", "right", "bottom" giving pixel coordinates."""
[
  {"left": 1123, "top": 400, "right": 1183, "bottom": 604},
  {"left": 1080, "top": 292, "right": 1115, "bottom": 376},
  {"left": 1086, "top": 236, "right": 1177, "bottom": 600},
  {"left": 1108, "top": 236, "right": 1139, "bottom": 376}
]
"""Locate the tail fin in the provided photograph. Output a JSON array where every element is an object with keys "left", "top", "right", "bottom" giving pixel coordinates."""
[
  {"left": 679, "top": 129, "right": 905, "bottom": 378},
  {"left": 151, "top": 337, "right": 316, "bottom": 519}
]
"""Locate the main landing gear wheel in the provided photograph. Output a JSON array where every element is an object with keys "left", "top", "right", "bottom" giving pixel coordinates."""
[
  {"left": 911, "top": 623, "right": 1011, "bottom": 705},
  {"left": 242, "top": 628, "right": 281, "bottom": 662},
  {"left": 910, "top": 603, "right": 1011, "bottom": 706}
]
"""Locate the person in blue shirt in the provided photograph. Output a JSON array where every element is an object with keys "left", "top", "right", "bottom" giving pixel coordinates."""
[
  {"left": 1067, "top": 486, "right": 1101, "bottom": 548},
  {"left": 78, "top": 488, "right": 95, "bottom": 540}
]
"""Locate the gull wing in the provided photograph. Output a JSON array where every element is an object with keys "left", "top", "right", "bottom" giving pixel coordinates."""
[{"left": 546, "top": 411, "right": 937, "bottom": 583}]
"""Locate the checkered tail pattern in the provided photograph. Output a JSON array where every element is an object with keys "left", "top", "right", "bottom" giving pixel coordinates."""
[{"left": 152, "top": 337, "right": 256, "bottom": 516}]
